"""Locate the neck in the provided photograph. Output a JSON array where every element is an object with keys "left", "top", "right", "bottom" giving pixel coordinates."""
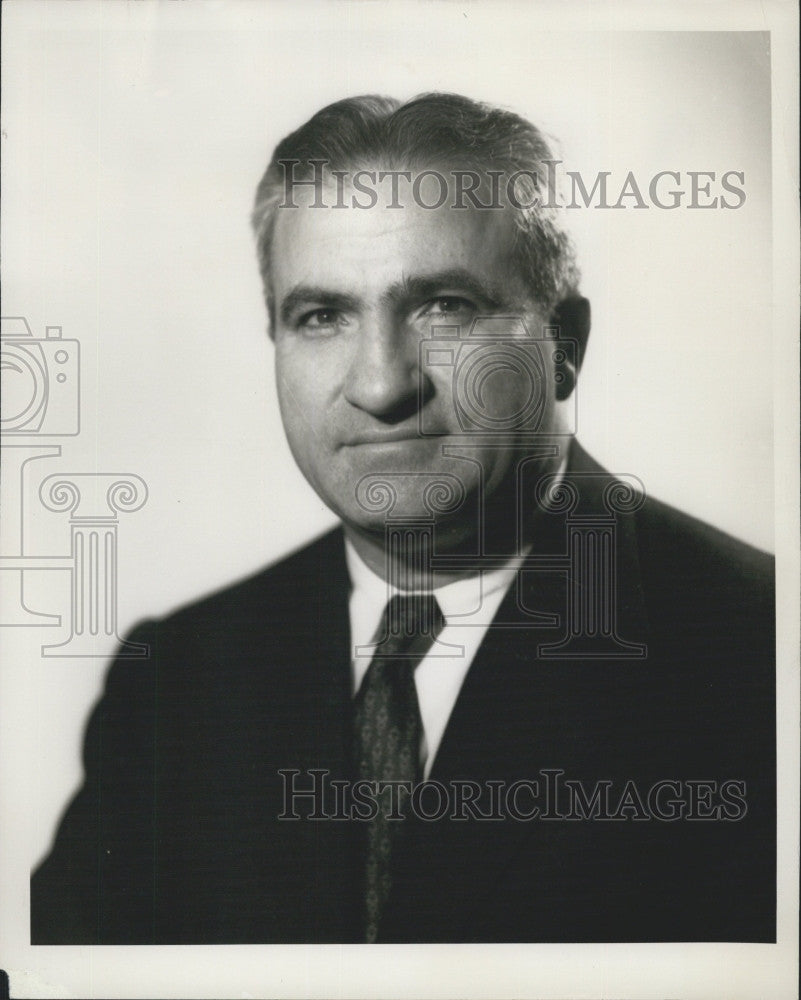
[
  {"left": 343, "top": 492, "right": 553, "bottom": 589},
  {"left": 343, "top": 525, "right": 474, "bottom": 589},
  {"left": 343, "top": 447, "right": 570, "bottom": 588}
]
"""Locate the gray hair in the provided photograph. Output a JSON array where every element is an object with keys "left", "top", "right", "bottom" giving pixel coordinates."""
[{"left": 251, "top": 93, "right": 579, "bottom": 327}]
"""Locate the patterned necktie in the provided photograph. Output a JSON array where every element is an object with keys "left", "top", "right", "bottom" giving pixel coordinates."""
[{"left": 352, "top": 593, "right": 445, "bottom": 943}]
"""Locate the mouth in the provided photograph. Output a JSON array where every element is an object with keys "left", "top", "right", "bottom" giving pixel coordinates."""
[{"left": 342, "top": 429, "right": 448, "bottom": 446}]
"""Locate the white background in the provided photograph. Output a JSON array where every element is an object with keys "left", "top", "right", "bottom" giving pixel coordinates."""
[{"left": 1, "top": 2, "right": 798, "bottom": 998}]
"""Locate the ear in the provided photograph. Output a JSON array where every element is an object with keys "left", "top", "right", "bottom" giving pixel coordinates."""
[{"left": 550, "top": 295, "right": 591, "bottom": 400}]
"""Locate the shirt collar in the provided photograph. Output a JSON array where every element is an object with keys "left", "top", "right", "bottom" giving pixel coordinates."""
[
  {"left": 345, "top": 452, "right": 567, "bottom": 640},
  {"left": 345, "top": 537, "right": 526, "bottom": 626}
]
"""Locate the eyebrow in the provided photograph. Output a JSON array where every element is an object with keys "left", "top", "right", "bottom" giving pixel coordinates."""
[
  {"left": 279, "top": 288, "right": 361, "bottom": 326},
  {"left": 393, "top": 269, "right": 506, "bottom": 310},
  {"left": 278, "top": 268, "right": 508, "bottom": 326}
]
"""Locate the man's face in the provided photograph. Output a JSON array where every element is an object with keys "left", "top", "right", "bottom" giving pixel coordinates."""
[{"left": 270, "top": 175, "right": 567, "bottom": 548}]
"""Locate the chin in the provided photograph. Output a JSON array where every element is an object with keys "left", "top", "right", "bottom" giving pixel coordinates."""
[{"left": 343, "top": 505, "right": 482, "bottom": 556}]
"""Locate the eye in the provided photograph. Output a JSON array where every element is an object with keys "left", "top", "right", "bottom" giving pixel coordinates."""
[
  {"left": 297, "top": 308, "right": 344, "bottom": 331},
  {"left": 425, "top": 296, "right": 476, "bottom": 316}
]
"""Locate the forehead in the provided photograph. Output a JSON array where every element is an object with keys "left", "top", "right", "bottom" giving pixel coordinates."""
[{"left": 270, "top": 175, "right": 522, "bottom": 299}]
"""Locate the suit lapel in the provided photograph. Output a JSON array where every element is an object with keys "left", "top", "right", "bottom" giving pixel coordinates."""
[
  {"left": 378, "top": 453, "right": 652, "bottom": 941},
  {"left": 430, "top": 446, "right": 650, "bottom": 780},
  {"left": 256, "top": 529, "right": 363, "bottom": 941}
]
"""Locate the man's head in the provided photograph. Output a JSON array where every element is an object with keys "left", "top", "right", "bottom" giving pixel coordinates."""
[{"left": 251, "top": 93, "right": 590, "bottom": 558}]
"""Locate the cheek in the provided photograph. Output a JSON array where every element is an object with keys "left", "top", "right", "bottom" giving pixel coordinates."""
[
  {"left": 451, "top": 352, "right": 551, "bottom": 433},
  {"left": 274, "top": 366, "right": 325, "bottom": 476},
  {"left": 274, "top": 346, "right": 330, "bottom": 431}
]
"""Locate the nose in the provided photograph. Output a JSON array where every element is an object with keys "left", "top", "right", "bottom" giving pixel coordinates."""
[{"left": 343, "top": 314, "right": 431, "bottom": 421}]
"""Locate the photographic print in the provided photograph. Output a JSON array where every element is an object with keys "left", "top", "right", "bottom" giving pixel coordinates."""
[{"left": 1, "top": 1, "right": 797, "bottom": 997}]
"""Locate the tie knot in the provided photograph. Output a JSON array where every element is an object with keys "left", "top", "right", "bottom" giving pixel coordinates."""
[{"left": 372, "top": 593, "right": 445, "bottom": 660}]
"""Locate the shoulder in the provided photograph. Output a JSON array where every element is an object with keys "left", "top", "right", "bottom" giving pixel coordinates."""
[
  {"left": 567, "top": 441, "right": 774, "bottom": 645},
  {"left": 632, "top": 493, "right": 774, "bottom": 663},
  {"left": 151, "top": 526, "right": 346, "bottom": 637},
  {"left": 569, "top": 440, "right": 773, "bottom": 596},
  {"left": 107, "top": 527, "right": 347, "bottom": 696},
  {"left": 635, "top": 494, "right": 773, "bottom": 600}
]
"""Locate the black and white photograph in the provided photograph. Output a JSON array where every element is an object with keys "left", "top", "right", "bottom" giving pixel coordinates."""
[{"left": 1, "top": 1, "right": 798, "bottom": 997}]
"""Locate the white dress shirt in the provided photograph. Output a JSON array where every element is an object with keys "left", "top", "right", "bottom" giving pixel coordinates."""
[{"left": 346, "top": 541, "right": 527, "bottom": 779}]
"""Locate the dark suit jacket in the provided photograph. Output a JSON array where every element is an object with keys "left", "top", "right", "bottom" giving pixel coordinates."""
[{"left": 31, "top": 445, "right": 775, "bottom": 943}]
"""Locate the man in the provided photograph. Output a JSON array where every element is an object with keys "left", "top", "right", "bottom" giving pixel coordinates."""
[{"left": 31, "top": 93, "right": 775, "bottom": 944}]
